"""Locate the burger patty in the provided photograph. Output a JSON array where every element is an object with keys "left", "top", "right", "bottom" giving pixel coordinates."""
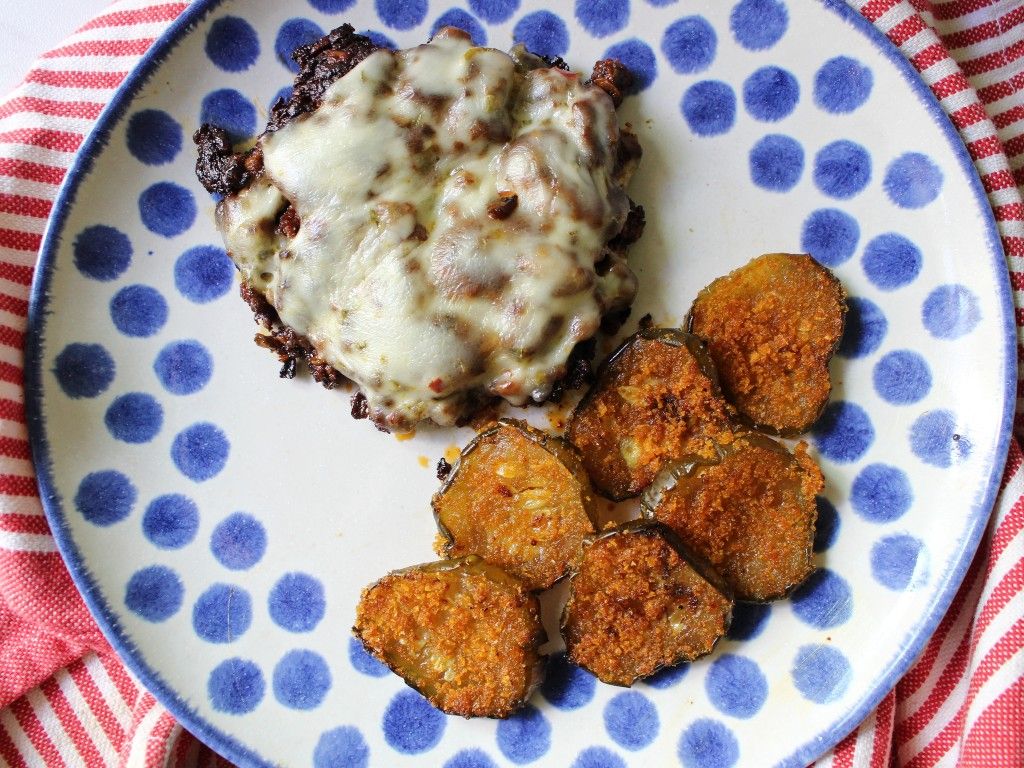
[{"left": 195, "top": 24, "right": 644, "bottom": 431}]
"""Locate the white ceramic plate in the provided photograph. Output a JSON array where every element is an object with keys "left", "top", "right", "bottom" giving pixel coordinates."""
[{"left": 26, "top": 1, "right": 1015, "bottom": 766}]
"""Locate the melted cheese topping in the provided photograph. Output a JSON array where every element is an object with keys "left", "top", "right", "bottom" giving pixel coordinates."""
[{"left": 218, "top": 28, "right": 639, "bottom": 428}]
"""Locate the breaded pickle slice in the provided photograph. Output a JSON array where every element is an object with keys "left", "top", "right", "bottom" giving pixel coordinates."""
[
  {"left": 688, "top": 253, "right": 846, "bottom": 435},
  {"left": 354, "top": 557, "right": 545, "bottom": 718},
  {"left": 566, "top": 329, "right": 734, "bottom": 500},
  {"left": 562, "top": 521, "right": 732, "bottom": 686},
  {"left": 433, "top": 419, "right": 599, "bottom": 591},
  {"left": 642, "top": 432, "right": 823, "bottom": 601}
]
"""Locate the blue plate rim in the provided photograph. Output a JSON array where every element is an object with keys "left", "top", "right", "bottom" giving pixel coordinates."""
[{"left": 22, "top": 2, "right": 1017, "bottom": 767}]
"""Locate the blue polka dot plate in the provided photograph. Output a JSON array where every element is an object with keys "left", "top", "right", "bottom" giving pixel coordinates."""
[{"left": 25, "top": 1, "right": 1016, "bottom": 766}]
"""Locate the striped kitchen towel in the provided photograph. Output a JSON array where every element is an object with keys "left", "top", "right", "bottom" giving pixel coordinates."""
[{"left": 0, "top": 0, "right": 1020, "bottom": 765}]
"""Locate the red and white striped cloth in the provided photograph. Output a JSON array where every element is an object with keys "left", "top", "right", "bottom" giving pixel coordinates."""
[{"left": 0, "top": 1, "right": 1020, "bottom": 766}]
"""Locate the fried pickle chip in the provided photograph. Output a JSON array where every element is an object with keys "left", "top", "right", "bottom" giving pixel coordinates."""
[
  {"left": 354, "top": 557, "right": 545, "bottom": 718},
  {"left": 687, "top": 253, "right": 846, "bottom": 435},
  {"left": 433, "top": 419, "right": 599, "bottom": 591},
  {"left": 562, "top": 521, "right": 732, "bottom": 686},
  {"left": 642, "top": 432, "right": 823, "bottom": 601},
  {"left": 566, "top": 328, "right": 734, "bottom": 500}
]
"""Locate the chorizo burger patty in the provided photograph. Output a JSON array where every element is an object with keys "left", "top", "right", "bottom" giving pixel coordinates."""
[{"left": 195, "top": 24, "right": 644, "bottom": 430}]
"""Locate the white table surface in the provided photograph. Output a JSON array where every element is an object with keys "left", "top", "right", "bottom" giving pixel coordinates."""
[{"left": 0, "top": 1, "right": 108, "bottom": 97}]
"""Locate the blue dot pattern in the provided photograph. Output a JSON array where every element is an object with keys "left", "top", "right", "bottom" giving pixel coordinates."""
[
  {"left": 210, "top": 512, "right": 266, "bottom": 570},
  {"left": 143, "top": 494, "right": 199, "bottom": 549},
  {"left": 743, "top": 66, "right": 799, "bottom": 122},
  {"left": 193, "top": 583, "right": 253, "bottom": 643},
  {"left": 791, "top": 644, "right": 851, "bottom": 704},
  {"left": 910, "top": 410, "right": 971, "bottom": 467},
  {"left": 604, "top": 691, "right": 658, "bottom": 750},
  {"left": 53, "top": 343, "right": 115, "bottom": 398},
  {"left": 348, "top": 636, "right": 388, "bottom": 677},
  {"left": 871, "top": 534, "right": 925, "bottom": 590},
  {"left": 513, "top": 11, "right": 569, "bottom": 58},
  {"left": 885, "top": 152, "right": 943, "bottom": 208},
  {"left": 205, "top": 16, "right": 260, "bottom": 72},
  {"left": 75, "top": 470, "right": 136, "bottom": 526},
  {"left": 470, "top": 0, "right": 519, "bottom": 24},
  {"left": 105, "top": 392, "right": 163, "bottom": 444},
  {"left": 729, "top": 0, "right": 787, "bottom": 51},
  {"left": 172, "top": 422, "right": 230, "bottom": 482},
  {"left": 643, "top": 662, "right": 689, "bottom": 689},
  {"left": 496, "top": 704, "right": 551, "bottom": 764},
  {"left": 604, "top": 39, "right": 657, "bottom": 92},
  {"left": 446, "top": 749, "right": 499, "bottom": 768},
  {"left": 749, "top": 134, "right": 803, "bottom": 192},
  {"left": 851, "top": 463, "right": 913, "bottom": 523},
  {"left": 814, "top": 56, "right": 872, "bottom": 113},
  {"left": 801, "top": 208, "right": 859, "bottom": 267},
  {"left": 726, "top": 602, "right": 770, "bottom": 641},
  {"left": 813, "top": 401, "right": 874, "bottom": 463},
  {"left": 576, "top": 0, "right": 628, "bottom": 38},
  {"left": 126, "top": 110, "right": 182, "bottom": 165},
  {"left": 873, "top": 350, "right": 931, "bottom": 404},
  {"left": 174, "top": 245, "right": 234, "bottom": 304},
  {"left": 382, "top": 690, "right": 446, "bottom": 754},
  {"left": 154, "top": 340, "right": 213, "bottom": 395},
  {"left": 814, "top": 496, "right": 841, "bottom": 553},
  {"left": 432, "top": 9, "right": 487, "bottom": 46},
  {"left": 138, "top": 181, "right": 196, "bottom": 238},
  {"left": 208, "top": 658, "right": 265, "bottom": 714},
  {"left": 269, "top": 572, "right": 326, "bottom": 632},
  {"left": 541, "top": 653, "right": 596, "bottom": 709},
  {"left": 73, "top": 225, "right": 132, "bottom": 281},
  {"left": 682, "top": 81, "right": 735, "bottom": 137},
  {"left": 309, "top": 0, "right": 357, "bottom": 12},
  {"left": 662, "top": 16, "right": 716, "bottom": 74},
  {"left": 862, "top": 233, "right": 922, "bottom": 291},
  {"left": 314, "top": 726, "right": 369, "bottom": 768},
  {"left": 814, "top": 140, "right": 871, "bottom": 199},
  {"left": 572, "top": 746, "right": 626, "bottom": 768},
  {"left": 199, "top": 89, "right": 257, "bottom": 144},
  {"left": 276, "top": 18, "right": 325, "bottom": 71},
  {"left": 791, "top": 569, "right": 853, "bottom": 629},
  {"left": 838, "top": 297, "right": 887, "bottom": 358},
  {"left": 110, "top": 284, "right": 168, "bottom": 338},
  {"left": 376, "top": 0, "right": 428, "bottom": 30},
  {"left": 274, "top": 649, "right": 331, "bottom": 710},
  {"left": 678, "top": 719, "right": 739, "bottom": 768},
  {"left": 922, "top": 284, "right": 981, "bottom": 340},
  {"left": 704, "top": 654, "right": 767, "bottom": 719},
  {"left": 125, "top": 565, "right": 183, "bottom": 622}
]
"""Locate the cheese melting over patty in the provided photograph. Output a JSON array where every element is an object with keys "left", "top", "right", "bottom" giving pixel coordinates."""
[{"left": 217, "top": 28, "right": 640, "bottom": 428}]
